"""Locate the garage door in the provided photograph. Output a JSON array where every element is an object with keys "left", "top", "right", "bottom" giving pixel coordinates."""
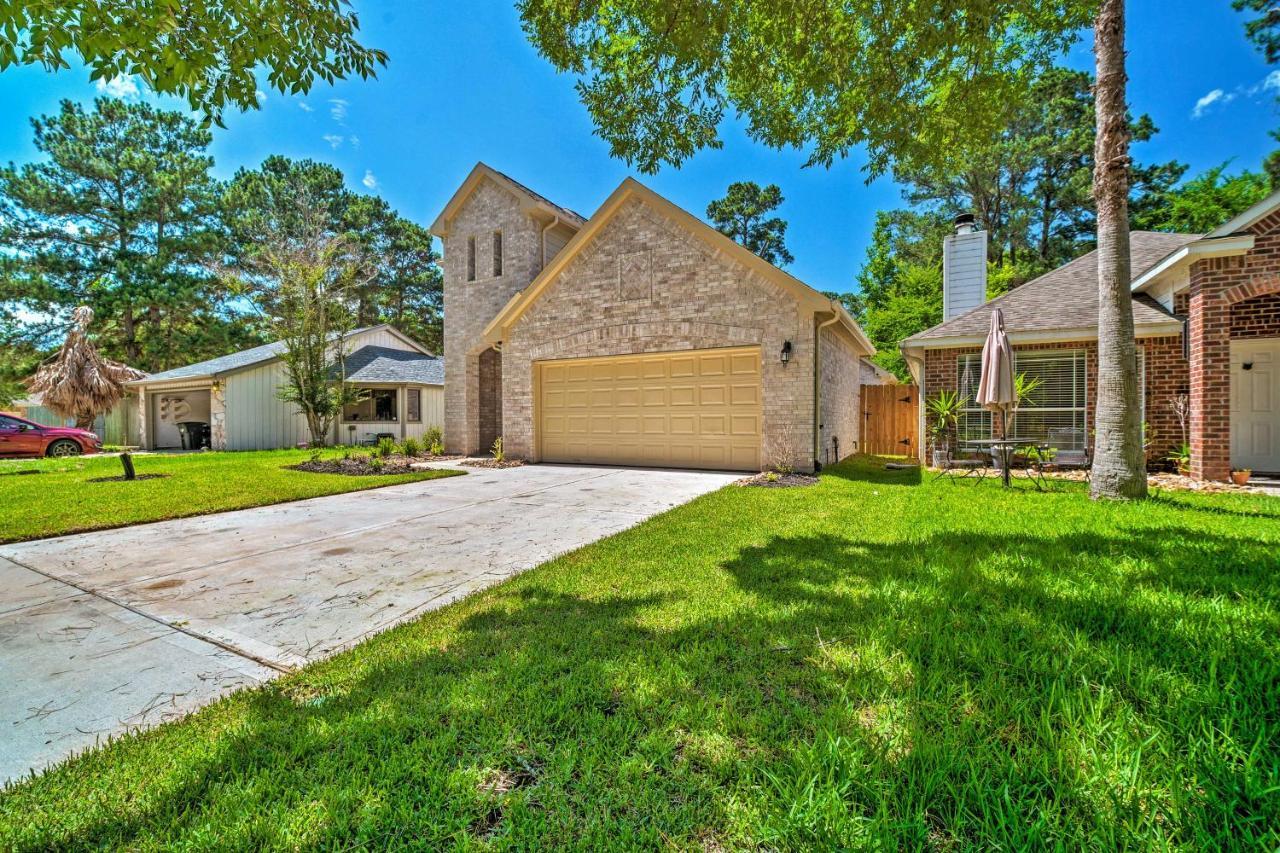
[{"left": 537, "top": 347, "right": 761, "bottom": 471}]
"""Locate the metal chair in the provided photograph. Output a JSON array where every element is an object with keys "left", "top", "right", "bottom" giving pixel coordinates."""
[
  {"left": 932, "top": 443, "right": 990, "bottom": 484},
  {"left": 1043, "top": 428, "right": 1091, "bottom": 477}
]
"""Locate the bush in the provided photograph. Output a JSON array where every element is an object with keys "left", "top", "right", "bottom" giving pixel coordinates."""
[
  {"left": 367, "top": 456, "right": 383, "bottom": 472},
  {"left": 401, "top": 437, "right": 421, "bottom": 457},
  {"left": 376, "top": 437, "right": 396, "bottom": 458},
  {"left": 424, "top": 425, "right": 442, "bottom": 450},
  {"left": 491, "top": 436, "right": 504, "bottom": 463}
]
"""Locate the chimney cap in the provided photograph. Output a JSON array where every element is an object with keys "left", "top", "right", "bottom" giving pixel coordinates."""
[{"left": 953, "top": 213, "right": 976, "bottom": 228}]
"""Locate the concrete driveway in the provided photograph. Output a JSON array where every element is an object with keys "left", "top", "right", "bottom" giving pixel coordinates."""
[{"left": 0, "top": 463, "right": 738, "bottom": 784}]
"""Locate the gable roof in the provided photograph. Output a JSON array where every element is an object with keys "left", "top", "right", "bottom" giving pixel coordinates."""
[
  {"left": 903, "top": 231, "right": 1197, "bottom": 347},
  {"left": 480, "top": 177, "right": 874, "bottom": 355},
  {"left": 132, "top": 326, "right": 428, "bottom": 385},
  {"left": 429, "top": 162, "right": 586, "bottom": 236},
  {"left": 333, "top": 345, "right": 444, "bottom": 385}
]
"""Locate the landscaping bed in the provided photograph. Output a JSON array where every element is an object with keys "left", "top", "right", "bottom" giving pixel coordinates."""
[
  {"left": 737, "top": 471, "right": 819, "bottom": 488},
  {"left": 458, "top": 457, "right": 526, "bottom": 469},
  {"left": 2, "top": 455, "right": 1276, "bottom": 848}
]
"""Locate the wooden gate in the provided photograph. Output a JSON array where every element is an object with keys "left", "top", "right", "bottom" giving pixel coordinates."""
[{"left": 862, "top": 384, "right": 918, "bottom": 457}]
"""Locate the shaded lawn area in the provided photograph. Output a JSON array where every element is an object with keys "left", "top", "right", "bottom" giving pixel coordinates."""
[
  {"left": 1, "top": 457, "right": 1277, "bottom": 848},
  {"left": 0, "top": 450, "right": 461, "bottom": 543}
]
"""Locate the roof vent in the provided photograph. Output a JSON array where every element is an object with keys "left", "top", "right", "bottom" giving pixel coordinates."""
[{"left": 943, "top": 214, "right": 987, "bottom": 320}]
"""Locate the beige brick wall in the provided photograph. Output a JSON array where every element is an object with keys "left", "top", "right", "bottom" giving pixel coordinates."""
[
  {"left": 501, "top": 195, "right": 819, "bottom": 472},
  {"left": 819, "top": 326, "right": 861, "bottom": 464},
  {"left": 441, "top": 178, "right": 544, "bottom": 454}
]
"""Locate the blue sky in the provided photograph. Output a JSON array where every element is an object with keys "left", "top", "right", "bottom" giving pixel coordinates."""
[{"left": 0, "top": 1, "right": 1276, "bottom": 296}]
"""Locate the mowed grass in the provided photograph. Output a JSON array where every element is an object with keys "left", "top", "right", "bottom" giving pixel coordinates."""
[
  {"left": 0, "top": 449, "right": 461, "bottom": 543},
  {"left": 1, "top": 457, "right": 1277, "bottom": 848}
]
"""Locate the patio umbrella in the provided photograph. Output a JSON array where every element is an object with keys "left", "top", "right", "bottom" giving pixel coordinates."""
[{"left": 975, "top": 308, "right": 1016, "bottom": 487}]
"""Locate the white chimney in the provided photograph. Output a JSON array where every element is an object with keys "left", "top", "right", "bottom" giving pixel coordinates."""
[{"left": 943, "top": 213, "right": 987, "bottom": 320}]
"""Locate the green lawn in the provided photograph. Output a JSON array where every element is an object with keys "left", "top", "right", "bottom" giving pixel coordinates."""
[
  {"left": 2, "top": 457, "right": 1277, "bottom": 848},
  {"left": 0, "top": 449, "right": 461, "bottom": 543}
]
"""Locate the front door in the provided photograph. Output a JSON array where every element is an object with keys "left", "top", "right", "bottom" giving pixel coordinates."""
[{"left": 1231, "top": 338, "right": 1280, "bottom": 473}]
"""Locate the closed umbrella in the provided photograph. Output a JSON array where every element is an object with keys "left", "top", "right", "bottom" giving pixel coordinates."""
[{"left": 975, "top": 308, "right": 1016, "bottom": 487}]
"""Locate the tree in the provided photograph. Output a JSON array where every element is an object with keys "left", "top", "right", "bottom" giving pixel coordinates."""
[
  {"left": 0, "top": 2, "right": 386, "bottom": 124},
  {"left": 1135, "top": 163, "right": 1272, "bottom": 234},
  {"left": 0, "top": 98, "right": 255, "bottom": 372},
  {"left": 706, "top": 181, "right": 794, "bottom": 266},
  {"left": 1090, "top": 0, "right": 1144, "bottom": 499},
  {"left": 222, "top": 189, "right": 365, "bottom": 447},
  {"left": 28, "top": 306, "right": 145, "bottom": 431},
  {"left": 1236, "top": 0, "right": 1280, "bottom": 62},
  {"left": 518, "top": 0, "right": 1151, "bottom": 498},
  {"left": 223, "top": 156, "right": 444, "bottom": 352}
]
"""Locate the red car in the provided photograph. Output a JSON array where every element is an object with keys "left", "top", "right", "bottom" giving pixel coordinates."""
[{"left": 0, "top": 414, "right": 102, "bottom": 457}]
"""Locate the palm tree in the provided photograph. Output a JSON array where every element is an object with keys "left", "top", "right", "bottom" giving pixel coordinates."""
[
  {"left": 1090, "top": 0, "right": 1147, "bottom": 500},
  {"left": 29, "top": 306, "right": 146, "bottom": 431}
]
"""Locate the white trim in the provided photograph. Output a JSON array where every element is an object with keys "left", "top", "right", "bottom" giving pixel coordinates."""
[
  {"left": 902, "top": 321, "right": 1183, "bottom": 352},
  {"left": 1131, "top": 234, "right": 1256, "bottom": 293}
]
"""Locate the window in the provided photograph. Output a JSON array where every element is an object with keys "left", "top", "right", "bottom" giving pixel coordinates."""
[
  {"left": 492, "top": 230, "right": 503, "bottom": 277},
  {"left": 406, "top": 388, "right": 421, "bottom": 423},
  {"left": 466, "top": 236, "right": 476, "bottom": 282},
  {"left": 343, "top": 388, "right": 398, "bottom": 422},
  {"left": 955, "top": 349, "right": 1091, "bottom": 449}
]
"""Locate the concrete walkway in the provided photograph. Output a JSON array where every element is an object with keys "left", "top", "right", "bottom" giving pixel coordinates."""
[{"left": 0, "top": 464, "right": 738, "bottom": 785}]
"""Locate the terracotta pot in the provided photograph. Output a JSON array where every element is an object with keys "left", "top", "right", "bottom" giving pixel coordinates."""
[{"left": 1231, "top": 470, "right": 1251, "bottom": 486}]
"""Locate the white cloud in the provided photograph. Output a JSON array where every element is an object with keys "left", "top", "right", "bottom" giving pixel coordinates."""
[
  {"left": 329, "top": 98, "right": 348, "bottom": 123},
  {"left": 1192, "top": 88, "right": 1231, "bottom": 119},
  {"left": 349, "top": 135, "right": 361, "bottom": 149},
  {"left": 1262, "top": 70, "right": 1280, "bottom": 93},
  {"left": 95, "top": 75, "right": 140, "bottom": 99},
  {"left": 362, "top": 170, "right": 379, "bottom": 190},
  {"left": 323, "top": 134, "right": 344, "bottom": 149},
  {"left": 298, "top": 101, "right": 314, "bottom": 112},
  {"left": 255, "top": 89, "right": 267, "bottom": 105}
]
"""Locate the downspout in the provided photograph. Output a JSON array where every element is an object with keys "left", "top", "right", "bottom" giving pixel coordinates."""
[
  {"left": 540, "top": 216, "right": 561, "bottom": 269},
  {"left": 813, "top": 309, "right": 840, "bottom": 471}
]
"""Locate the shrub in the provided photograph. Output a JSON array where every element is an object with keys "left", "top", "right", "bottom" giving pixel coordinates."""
[
  {"left": 309, "top": 449, "right": 323, "bottom": 463},
  {"left": 491, "top": 436, "right": 504, "bottom": 463},
  {"left": 368, "top": 456, "right": 383, "bottom": 472},
  {"left": 376, "top": 437, "right": 396, "bottom": 458},
  {"left": 424, "top": 425, "right": 442, "bottom": 449},
  {"left": 401, "top": 437, "right": 421, "bottom": 457},
  {"left": 428, "top": 440, "right": 443, "bottom": 456}
]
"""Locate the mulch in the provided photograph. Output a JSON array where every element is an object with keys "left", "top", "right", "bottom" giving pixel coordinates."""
[
  {"left": 737, "top": 472, "right": 819, "bottom": 488},
  {"left": 458, "top": 458, "right": 526, "bottom": 469},
  {"left": 288, "top": 457, "right": 418, "bottom": 476}
]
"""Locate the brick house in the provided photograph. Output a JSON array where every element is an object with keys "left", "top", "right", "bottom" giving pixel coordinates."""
[
  {"left": 901, "top": 197, "right": 1280, "bottom": 481},
  {"left": 429, "top": 163, "right": 881, "bottom": 472}
]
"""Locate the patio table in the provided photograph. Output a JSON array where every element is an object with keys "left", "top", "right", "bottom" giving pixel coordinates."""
[{"left": 962, "top": 438, "right": 1051, "bottom": 490}]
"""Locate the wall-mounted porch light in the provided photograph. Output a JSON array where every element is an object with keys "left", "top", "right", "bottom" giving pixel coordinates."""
[{"left": 780, "top": 340, "right": 793, "bottom": 364}]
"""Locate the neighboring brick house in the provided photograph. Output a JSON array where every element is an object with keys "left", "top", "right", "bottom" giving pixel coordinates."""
[
  {"left": 430, "top": 163, "right": 881, "bottom": 472},
  {"left": 901, "top": 196, "right": 1280, "bottom": 481}
]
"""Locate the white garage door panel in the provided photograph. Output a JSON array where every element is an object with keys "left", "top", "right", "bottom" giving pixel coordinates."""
[{"left": 537, "top": 347, "right": 762, "bottom": 471}]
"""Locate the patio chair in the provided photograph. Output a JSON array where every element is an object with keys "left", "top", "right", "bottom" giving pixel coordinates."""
[
  {"left": 932, "top": 443, "right": 990, "bottom": 484},
  {"left": 1042, "top": 428, "right": 1091, "bottom": 477}
]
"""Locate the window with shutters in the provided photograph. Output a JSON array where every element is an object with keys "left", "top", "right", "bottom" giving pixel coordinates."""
[
  {"left": 956, "top": 349, "right": 1094, "bottom": 449},
  {"left": 492, "top": 231, "right": 503, "bottom": 277},
  {"left": 466, "top": 236, "right": 476, "bottom": 282}
]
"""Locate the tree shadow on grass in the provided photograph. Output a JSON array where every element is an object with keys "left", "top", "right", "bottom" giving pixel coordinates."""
[
  {"left": 822, "top": 455, "right": 923, "bottom": 486},
  {"left": 10, "top": 524, "right": 1279, "bottom": 849}
]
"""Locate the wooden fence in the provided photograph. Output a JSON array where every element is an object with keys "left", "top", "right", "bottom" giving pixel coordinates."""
[{"left": 861, "top": 384, "right": 918, "bottom": 457}]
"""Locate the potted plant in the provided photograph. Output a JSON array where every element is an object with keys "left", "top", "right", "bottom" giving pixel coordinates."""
[
  {"left": 926, "top": 390, "right": 964, "bottom": 467},
  {"left": 1231, "top": 468, "right": 1252, "bottom": 486},
  {"left": 1168, "top": 443, "right": 1191, "bottom": 476}
]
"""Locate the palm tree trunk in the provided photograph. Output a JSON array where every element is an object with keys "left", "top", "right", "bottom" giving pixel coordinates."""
[{"left": 1090, "top": 0, "right": 1147, "bottom": 500}]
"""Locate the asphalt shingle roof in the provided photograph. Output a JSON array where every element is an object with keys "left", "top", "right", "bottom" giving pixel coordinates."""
[
  {"left": 136, "top": 327, "right": 381, "bottom": 383},
  {"left": 334, "top": 345, "right": 444, "bottom": 385},
  {"left": 905, "top": 231, "right": 1200, "bottom": 343}
]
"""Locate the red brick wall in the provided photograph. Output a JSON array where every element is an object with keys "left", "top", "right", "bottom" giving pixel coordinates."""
[
  {"left": 922, "top": 336, "right": 1187, "bottom": 464},
  {"left": 1230, "top": 293, "right": 1280, "bottom": 339},
  {"left": 1187, "top": 208, "right": 1280, "bottom": 480}
]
